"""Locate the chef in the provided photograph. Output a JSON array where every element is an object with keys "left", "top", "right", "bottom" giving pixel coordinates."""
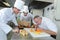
[
  {"left": 33, "top": 15, "right": 57, "bottom": 38},
  {"left": 20, "top": 5, "right": 33, "bottom": 26},
  {"left": 0, "top": 0, "right": 25, "bottom": 33}
]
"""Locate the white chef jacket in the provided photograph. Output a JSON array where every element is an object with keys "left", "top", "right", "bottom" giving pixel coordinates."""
[
  {"left": 0, "top": 8, "right": 18, "bottom": 26},
  {"left": 0, "top": 28, "right": 7, "bottom": 40},
  {"left": 20, "top": 13, "right": 33, "bottom": 21},
  {"left": 0, "top": 23, "right": 12, "bottom": 34},
  {"left": 34, "top": 17, "right": 57, "bottom": 33}
]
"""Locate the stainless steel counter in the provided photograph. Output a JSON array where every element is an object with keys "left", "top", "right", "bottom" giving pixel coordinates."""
[{"left": 11, "top": 33, "right": 56, "bottom": 40}]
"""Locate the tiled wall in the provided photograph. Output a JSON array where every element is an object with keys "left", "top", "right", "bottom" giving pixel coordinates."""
[
  {"left": 44, "top": 4, "right": 55, "bottom": 21},
  {"left": 31, "top": 9, "right": 43, "bottom": 17}
]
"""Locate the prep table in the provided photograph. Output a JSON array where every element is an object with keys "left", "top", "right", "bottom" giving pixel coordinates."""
[
  {"left": 11, "top": 33, "right": 55, "bottom": 40},
  {"left": 24, "top": 28, "right": 50, "bottom": 38},
  {"left": 11, "top": 28, "right": 56, "bottom": 40}
]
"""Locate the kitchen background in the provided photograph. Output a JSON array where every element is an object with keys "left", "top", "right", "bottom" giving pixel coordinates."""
[{"left": 0, "top": 0, "right": 60, "bottom": 40}]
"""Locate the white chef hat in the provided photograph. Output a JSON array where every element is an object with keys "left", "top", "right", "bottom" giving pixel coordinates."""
[
  {"left": 14, "top": 0, "right": 25, "bottom": 11},
  {"left": 23, "top": 5, "right": 29, "bottom": 13}
]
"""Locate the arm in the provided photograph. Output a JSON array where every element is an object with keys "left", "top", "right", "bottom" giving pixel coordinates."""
[
  {"left": 0, "top": 28, "right": 7, "bottom": 40},
  {"left": 45, "top": 30, "right": 57, "bottom": 35},
  {"left": 35, "top": 26, "right": 57, "bottom": 35},
  {"left": 0, "top": 14, "right": 6, "bottom": 23},
  {"left": 34, "top": 19, "right": 57, "bottom": 35},
  {"left": 0, "top": 8, "right": 7, "bottom": 23},
  {"left": 44, "top": 19, "right": 57, "bottom": 35},
  {"left": 41, "top": 28, "right": 57, "bottom": 35}
]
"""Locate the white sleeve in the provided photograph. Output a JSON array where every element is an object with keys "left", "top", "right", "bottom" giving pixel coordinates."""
[
  {"left": 45, "top": 19, "right": 57, "bottom": 33},
  {"left": 12, "top": 15, "right": 18, "bottom": 26},
  {"left": 0, "top": 28, "right": 7, "bottom": 40},
  {"left": 0, "top": 8, "right": 7, "bottom": 23},
  {"left": 0, "top": 23, "right": 12, "bottom": 34},
  {"left": 0, "top": 13, "right": 6, "bottom": 23}
]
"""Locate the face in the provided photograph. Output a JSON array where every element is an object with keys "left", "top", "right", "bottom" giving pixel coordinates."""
[
  {"left": 34, "top": 17, "right": 42, "bottom": 25},
  {"left": 13, "top": 7, "right": 20, "bottom": 14},
  {"left": 23, "top": 12, "right": 28, "bottom": 16}
]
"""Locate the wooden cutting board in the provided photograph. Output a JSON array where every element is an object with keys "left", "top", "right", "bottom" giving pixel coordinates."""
[{"left": 24, "top": 28, "right": 50, "bottom": 38}]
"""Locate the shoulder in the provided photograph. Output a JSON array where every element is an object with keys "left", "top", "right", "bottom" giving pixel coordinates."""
[
  {"left": 42, "top": 17, "right": 49, "bottom": 19},
  {"left": 0, "top": 8, "right": 10, "bottom": 11},
  {"left": 0, "top": 8, "right": 12, "bottom": 16},
  {"left": 42, "top": 17, "right": 51, "bottom": 21},
  {"left": 0, "top": 8, "right": 11, "bottom": 13},
  {"left": 42, "top": 17, "right": 53, "bottom": 25}
]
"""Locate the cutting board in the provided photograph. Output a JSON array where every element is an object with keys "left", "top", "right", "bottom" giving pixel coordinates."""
[{"left": 24, "top": 28, "right": 50, "bottom": 38}]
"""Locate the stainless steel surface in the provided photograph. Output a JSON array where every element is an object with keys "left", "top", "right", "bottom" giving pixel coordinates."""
[{"left": 11, "top": 33, "right": 55, "bottom": 40}]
